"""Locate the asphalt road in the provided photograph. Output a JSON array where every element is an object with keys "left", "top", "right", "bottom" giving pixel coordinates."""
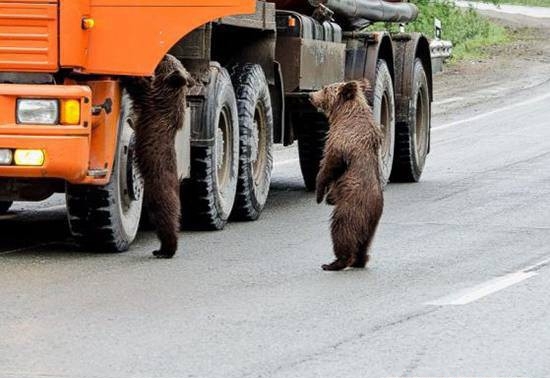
[{"left": 2, "top": 71, "right": 550, "bottom": 378}]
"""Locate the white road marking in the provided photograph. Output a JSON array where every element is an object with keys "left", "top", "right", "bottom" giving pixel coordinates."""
[
  {"left": 426, "top": 257, "right": 550, "bottom": 306},
  {"left": 522, "top": 256, "right": 550, "bottom": 273},
  {"left": 433, "top": 96, "right": 464, "bottom": 106},
  {"left": 432, "top": 91, "right": 550, "bottom": 131}
]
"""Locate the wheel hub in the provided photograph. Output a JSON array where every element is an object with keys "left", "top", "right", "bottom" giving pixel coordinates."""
[
  {"left": 251, "top": 105, "right": 267, "bottom": 187},
  {"left": 251, "top": 120, "right": 259, "bottom": 164},
  {"left": 125, "top": 135, "right": 143, "bottom": 202},
  {"left": 415, "top": 87, "right": 428, "bottom": 164},
  {"left": 216, "top": 127, "right": 225, "bottom": 171},
  {"left": 379, "top": 92, "right": 392, "bottom": 173}
]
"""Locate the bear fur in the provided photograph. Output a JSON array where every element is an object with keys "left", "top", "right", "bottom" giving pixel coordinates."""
[
  {"left": 123, "top": 55, "right": 195, "bottom": 258},
  {"left": 309, "top": 80, "right": 384, "bottom": 271}
]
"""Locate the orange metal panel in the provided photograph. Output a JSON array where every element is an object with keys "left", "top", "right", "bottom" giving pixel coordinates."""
[
  {"left": 0, "top": 81, "right": 120, "bottom": 185},
  {"left": 0, "top": 1, "right": 58, "bottom": 72},
  {"left": 85, "top": 79, "right": 120, "bottom": 183},
  {"left": 0, "top": 135, "right": 90, "bottom": 183},
  {"left": 60, "top": 0, "right": 256, "bottom": 75},
  {"left": 0, "top": 83, "right": 118, "bottom": 185},
  {"left": 59, "top": 0, "right": 91, "bottom": 70},
  {"left": 0, "top": 83, "right": 92, "bottom": 129}
]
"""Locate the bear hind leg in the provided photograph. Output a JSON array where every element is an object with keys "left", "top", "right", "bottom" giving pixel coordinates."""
[
  {"left": 351, "top": 213, "right": 382, "bottom": 268},
  {"left": 351, "top": 240, "right": 370, "bottom": 268},
  {"left": 323, "top": 216, "right": 357, "bottom": 271},
  {"left": 147, "top": 182, "right": 181, "bottom": 259}
]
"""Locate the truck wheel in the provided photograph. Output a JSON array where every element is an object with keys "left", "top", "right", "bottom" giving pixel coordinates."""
[
  {"left": 181, "top": 67, "right": 239, "bottom": 230},
  {"left": 390, "top": 58, "right": 430, "bottom": 182},
  {"left": 372, "top": 60, "right": 396, "bottom": 187},
  {"left": 229, "top": 64, "right": 274, "bottom": 221},
  {"left": 66, "top": 94, "right": 144, "bottom": 252},
  {"left": 297, "top": 112, "right": 329, "bottom": 191},
  {"left": 0, "top": 201, "right": 12, "bottom": 214}
]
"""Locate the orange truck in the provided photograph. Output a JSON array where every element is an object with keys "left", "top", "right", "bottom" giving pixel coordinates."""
[{"left": 0, "top": 0, "right": 433, "bottom": 252}]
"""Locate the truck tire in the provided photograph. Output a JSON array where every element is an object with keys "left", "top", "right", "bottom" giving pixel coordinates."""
[
  {"left": 372, "top": 59, "right": 396, "bottom": 187},
  {"left": 297, "top": 112, "right": 329, "bottom": 192},
  {"left": 390, "top": 58, "right": 430, "bottom": 182},
  {"left": 66, "top": 94, "right": 144, "bottom": 252},
  {"left": 181, "top": 67, "right": 239, "bottom": 230},
  {"left": 0, "top": 201, "right": 12, "bottom": 214},
  {"left": 229, "top": 63, "right": 274, "bottom": 221}
]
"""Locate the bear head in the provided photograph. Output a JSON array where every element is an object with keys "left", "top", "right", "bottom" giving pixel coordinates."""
[
  {"left": 309, "top": 79, "right": 372, "bottom": 118},
  {"left": 123, "top": 54, "right": 195, "bottom": 103},
  {"left": 152, "top": 54, "right": 195, "bottom": 95}
]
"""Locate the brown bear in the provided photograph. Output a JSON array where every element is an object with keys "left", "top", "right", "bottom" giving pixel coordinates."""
[
  {"left": 309, "top": 79, "right": 384, "bottom": 271},
  {"left": 123, "top": 55, "right": 195, "bottom": 258}
]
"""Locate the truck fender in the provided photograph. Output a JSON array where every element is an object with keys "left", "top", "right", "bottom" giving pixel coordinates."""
[
  {"left": 393, "top": 33, "right": 433, "bottom": 153},
  {"left": 364, "top": 32, "right": 395, "bottom": 102},
  {"left": 393, "top": 32, "right": 433, "bottom": 126},
  {"left": 272, "top": 61, "right": 288, "bottom": 145},
  {"left": 187, "top": 62, "right": 224, "bottom": 147}
]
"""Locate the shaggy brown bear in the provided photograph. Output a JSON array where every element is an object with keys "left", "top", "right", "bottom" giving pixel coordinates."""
[
  {"left": 123, "top": 55, "right": 195, "bottom": 258},
  {"left": 310, "top": 79, "right": 384, "bottom": 271}
]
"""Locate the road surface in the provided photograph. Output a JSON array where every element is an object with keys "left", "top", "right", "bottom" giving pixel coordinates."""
[
  {"left": 456, "top": 1, "right": 550, "bottom": 19},
  {"left": 1, "top": 35, "right": 550, "bottom": 378}
]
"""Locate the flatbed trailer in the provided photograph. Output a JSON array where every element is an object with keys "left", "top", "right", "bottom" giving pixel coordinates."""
[{"left": 0, "top": 0, "right": 433, "bottom": 252}]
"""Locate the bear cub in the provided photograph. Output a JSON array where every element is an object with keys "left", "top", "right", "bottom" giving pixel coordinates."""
[
  {"left": 310, "top": 80, "right": 384, "bottom": 271},
  {"left": 123, "top": 54, "right": 195, "bottom": 258}
]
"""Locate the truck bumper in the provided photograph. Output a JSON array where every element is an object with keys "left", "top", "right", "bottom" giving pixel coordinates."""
[
  {"left": 0, "top": 135, "right": 90, "bottom": 183},
  {"left": 0, "top": 84, "right": 100, "bottom": 184}
]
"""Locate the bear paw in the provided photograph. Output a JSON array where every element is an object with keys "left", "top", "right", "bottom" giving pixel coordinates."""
[
  {"left": 351, "top": 254, "right": 369, "bottom": 269},
  {"left": 152, "top": 250, "right": 176, "bottom": 259},
  {"left": 321, "top": 259, "right": 348, "bottom": 271}
]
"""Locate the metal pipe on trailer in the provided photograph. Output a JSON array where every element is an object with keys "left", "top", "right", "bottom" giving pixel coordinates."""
[{"left": 308, "top": 0, "right": 419, "bottom": 23}]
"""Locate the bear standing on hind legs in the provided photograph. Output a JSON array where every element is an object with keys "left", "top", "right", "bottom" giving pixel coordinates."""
[
  {"left": 309, "top": 80, "right": 384, "bottom": 271},
  {"left": 123, "top": 55, "right": 195, "bottom": 258}
]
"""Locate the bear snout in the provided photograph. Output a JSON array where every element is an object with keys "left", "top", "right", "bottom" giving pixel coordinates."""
[{"left": 309, "top": 91, "right": 322, "bottom": 109}]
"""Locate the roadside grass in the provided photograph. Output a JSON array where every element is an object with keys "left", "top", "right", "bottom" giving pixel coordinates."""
[{"left": 371, "top": 0, "right": 510, "bottom": 61}]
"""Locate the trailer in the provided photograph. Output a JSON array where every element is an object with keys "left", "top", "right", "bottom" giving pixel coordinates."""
[{"left": 0, "top": 0, "right": 433, "bottom": 252}]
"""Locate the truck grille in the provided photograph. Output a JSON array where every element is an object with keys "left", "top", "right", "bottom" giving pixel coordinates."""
[{"left": 0, "top": 2, "right": 58, "bottom": 72}]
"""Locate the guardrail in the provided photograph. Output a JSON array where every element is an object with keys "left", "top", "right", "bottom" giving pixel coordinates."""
[{"left": 430, "top": 39, "right": 453, "bottom": 73}]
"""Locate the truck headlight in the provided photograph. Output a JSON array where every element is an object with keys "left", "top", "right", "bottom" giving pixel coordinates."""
[
  {"left": 16, "top": 99, "right": 59, "bottom": 125},
  {"left": 14, "top": 149, "right": 45, "bottom": 166},
  {"left": 0, "top": 149, "right": 13, "bottom": 165}
]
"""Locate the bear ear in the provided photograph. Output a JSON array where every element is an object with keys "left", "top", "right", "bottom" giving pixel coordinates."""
[
  {"left": 358, "top": 79, "right": 373, "bottom": 101},
  {"left": 339, "top": 81, "right": 358, "bottom": 102},
  {"left": 165, "top": 70, "right": 196, "bottom": 88},
  {"left": 165, "top": 71, "right": 186, "bottom": 89}
]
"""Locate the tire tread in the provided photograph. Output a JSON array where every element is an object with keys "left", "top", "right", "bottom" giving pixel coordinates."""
[
  {"left": 228, "top": 63, "right": 274, "bottom": 221},
  {"left": 297, "top": 113, "right": 329, "bottom": 192}
]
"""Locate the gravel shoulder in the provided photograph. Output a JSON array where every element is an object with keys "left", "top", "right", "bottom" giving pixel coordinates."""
[{"left": 433, "top": 10, "right": 550, "bottom": 121}]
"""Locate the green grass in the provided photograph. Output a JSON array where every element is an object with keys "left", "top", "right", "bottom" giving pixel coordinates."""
[{"left": 371, "top": 0, "right": 510, "bottom": 61}]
